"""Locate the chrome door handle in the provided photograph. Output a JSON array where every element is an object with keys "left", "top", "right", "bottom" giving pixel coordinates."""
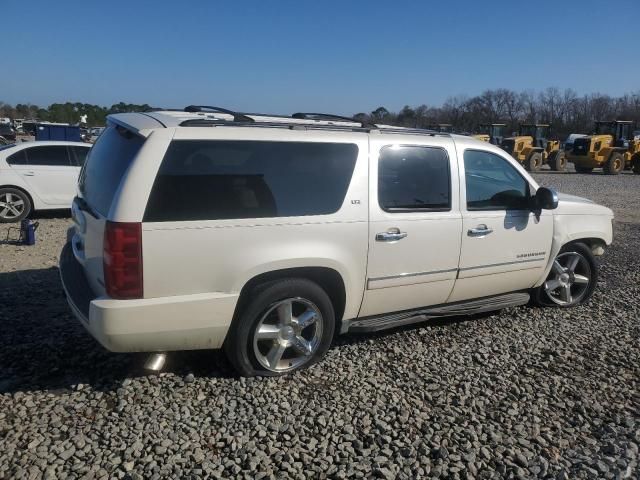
[
  {"left": 468, "top": 224, "right": 493, "bottom": 237},
  {"left": 23, "top": 171, "right": 35, "bottom": 176},
  {"left": 376, "top": 228, "right": 408, "bottom": 242}
]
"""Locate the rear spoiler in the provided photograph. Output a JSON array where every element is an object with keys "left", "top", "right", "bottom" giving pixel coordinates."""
[{"left": 106, "top": 113, "right": 165, "bottom": 138}]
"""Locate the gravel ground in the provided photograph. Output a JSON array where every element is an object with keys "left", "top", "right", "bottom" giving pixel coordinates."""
[{"left": 0, "top": 172, "right": 638, "bottom": 479}]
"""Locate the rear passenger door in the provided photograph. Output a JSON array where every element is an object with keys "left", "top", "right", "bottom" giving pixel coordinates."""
[
  {"left": 10, "top": 145, "right": 80, "bottom": 206},
  {"left": 360, "top": 136, "right": 462, "bottom": 317}
]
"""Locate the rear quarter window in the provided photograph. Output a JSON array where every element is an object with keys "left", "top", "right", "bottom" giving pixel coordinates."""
[
  {"left": 79, "top": 125, "right": 144, "bottom": 216},
  {"left": 6, "top": 148, "right": 27, "bottom": 165},
  {"left": 144, "top": 140, "right": 358, "bottom": 222}
]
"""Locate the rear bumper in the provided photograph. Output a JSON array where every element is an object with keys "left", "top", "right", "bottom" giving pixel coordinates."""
[{"left": 59, "top": 242, "right": 238, "bottom": 352}]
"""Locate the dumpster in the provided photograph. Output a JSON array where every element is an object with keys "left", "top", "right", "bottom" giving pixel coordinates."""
[{"left": 35, "top": 123, "right": 81, "bottom": 142}]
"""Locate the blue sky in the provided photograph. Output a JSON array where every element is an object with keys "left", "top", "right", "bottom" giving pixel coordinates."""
[{"left": 2, "top": 0, "right": 638, "bottom": 115}]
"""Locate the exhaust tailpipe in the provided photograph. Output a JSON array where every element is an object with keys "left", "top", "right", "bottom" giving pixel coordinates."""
[{"left": 144, "top": 353, "right": 167, "bottom": 372}]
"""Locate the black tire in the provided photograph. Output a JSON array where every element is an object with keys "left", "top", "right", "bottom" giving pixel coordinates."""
[
  {"left": 526, "top": 152, "right": 543, "bottom": 172},
  {"left": 224, "top": 278, "right": 335, "bottom": 377},
  {"left": 574, "top": 165, "right": 593, "bottom": 174},
  {"left": 603, "top": 152, "right": 624, "bottom": 175},
  {"left": 549, "top": 150, "right": 567, "bottom": 172},
  {"left": 632, "top": 155, "right": 640, "bottom": 175},
  {"left": 531, "top": 242, "right": 598, "bottom": 308},
  {"left": 0, "top": 187, "right": 31, "bottom": 223}
]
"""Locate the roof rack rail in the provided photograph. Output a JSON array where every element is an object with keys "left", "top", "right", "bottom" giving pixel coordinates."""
[
  {"left": 292, "top": 112, "right": 376, "bottom": 129},
  {"left": 184, "top": 105, "right": 254, "bottom": 123}
]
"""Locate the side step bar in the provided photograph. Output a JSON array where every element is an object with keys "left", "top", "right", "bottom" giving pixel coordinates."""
[{"left": 347, "top": 292, "right": 530, "bottom": 333}]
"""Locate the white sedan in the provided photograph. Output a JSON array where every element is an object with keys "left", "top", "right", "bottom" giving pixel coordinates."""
[{"left": 0, "top": 141, "right": 91, "bottom": 222}]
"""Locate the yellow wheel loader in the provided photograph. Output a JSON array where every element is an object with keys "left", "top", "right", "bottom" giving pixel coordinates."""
[
  {"left": 567, "top": 121, "right": 640, "bottom": 175},
  {"left": 473, "top": 123, "right": 506, "bottom": 145},
  {"left": 500, "top": 124, "right": 566, "bottom": 172}
]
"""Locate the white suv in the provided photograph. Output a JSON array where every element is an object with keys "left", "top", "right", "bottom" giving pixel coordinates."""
[{"left": 59, "top": 106, "right": 614, "bottom": 376}]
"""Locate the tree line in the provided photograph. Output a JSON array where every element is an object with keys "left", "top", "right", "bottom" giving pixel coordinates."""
[
  {"left": 1, "top": 88, "right": 639, "bottom": 137},
  {"left": 0, "top": 102, "right": 153, "bottom": 127},
  {"left": 355, "top": 88, "right": 640, "bottom": 139}
]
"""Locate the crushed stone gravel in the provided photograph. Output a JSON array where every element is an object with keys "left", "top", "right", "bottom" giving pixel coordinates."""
[{"left": 0, "top": 172, "right": 638, "bottom": 479}]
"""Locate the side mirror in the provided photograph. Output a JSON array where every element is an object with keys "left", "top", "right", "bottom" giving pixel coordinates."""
[{"left": 533, "top": 187, "right": 558, "bottom": 210}]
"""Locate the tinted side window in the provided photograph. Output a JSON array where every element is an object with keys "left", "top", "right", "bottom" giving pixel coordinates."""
[
  {"left": 71, "top": 146, "right": 90, "bottom": 166},
  {"left": 6, "top": 149, "right": 28, "bottom": 165},
  {"left": 144, "top": 141, "right": 358, "bottom": 222},
  {"left": 26, "top": 146, "right": 71, "bottom": 166},
  {"left": 378, "top": 146, "right": 450, "bottom": 211},
  {"left": 464, "top": 150, "right": 530, "bottom": 210}
]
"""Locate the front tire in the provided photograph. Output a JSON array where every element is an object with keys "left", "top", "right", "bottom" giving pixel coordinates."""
[
  {"left": 0, "top": 187, "right": 31, "bottom": 223},
  {"left": 531, "top": 243, "right": 598, "bottom": 308},
  {"left": 604, "top": 152, "right": 624, "bottom": 175},
  {"left": 549, "top": 150, "right": 567, "bottom": 171},
  {"left": 224, "top": 278, "right": 335, "bottom": 376},
  {"left": 526, "top": 152, "right": 543, "bottom": 172}
]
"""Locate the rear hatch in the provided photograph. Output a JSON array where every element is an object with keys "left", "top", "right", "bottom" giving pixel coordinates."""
[{"left": 71, "top": 123, "right": 145, "bottom": 296}]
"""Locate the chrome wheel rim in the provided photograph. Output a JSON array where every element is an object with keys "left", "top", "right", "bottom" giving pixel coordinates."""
[
  {"left": 253, "top": 297, "right": 323, "bottom": 372},
  {"left": 0, "top": 192, "right": 25, "bottom": 219},
  {"left": 544, "top": 252, "right": 591, "bottom": 306}
]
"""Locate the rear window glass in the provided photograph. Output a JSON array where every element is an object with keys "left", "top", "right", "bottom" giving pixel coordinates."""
[
  {"left": 378, "top": 145, "right": 450, "bottom": 211},
  {"left": 144, "top": 140, "right": 358, "bottom": 222},
  {"left": 79, "top": 125, "right": 144, "bottom": 216}
]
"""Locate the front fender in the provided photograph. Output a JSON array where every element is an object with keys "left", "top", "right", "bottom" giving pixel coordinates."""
[{"left": 533, "top": 214, "right": 613, "bottom": 287}]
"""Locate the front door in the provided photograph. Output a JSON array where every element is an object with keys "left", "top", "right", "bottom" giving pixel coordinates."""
[
  {"left": 360, "top": 137, "right": 463, "bottom": 317},
  {"left": 448, "top": 148, "right": 553, "bottom": 303}
]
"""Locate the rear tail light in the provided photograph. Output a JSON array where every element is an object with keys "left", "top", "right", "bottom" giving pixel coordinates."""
[{"left": 104, "top": 221, "right": 143, "bottom": 299}]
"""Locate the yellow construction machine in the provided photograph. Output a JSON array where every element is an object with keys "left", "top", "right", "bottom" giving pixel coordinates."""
[
  {"left": 567, "top": 120, "right": 640, "bottom": 175},
  {"left": 473, "top": 123, "right": 506, "bottom": 145},
  {"left": 500, "top": 124, "right": 566, "bottom": 172}
]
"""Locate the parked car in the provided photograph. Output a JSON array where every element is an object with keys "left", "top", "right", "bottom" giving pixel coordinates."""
[
  {"left": 0, "top": 141, "right": 91, "bottom": 222},
  {"left": 0, "top": 124, "right": 17, "bottom": 142},
  {"left": 59, "top": 107, "right": 614, "bottom": 376}
]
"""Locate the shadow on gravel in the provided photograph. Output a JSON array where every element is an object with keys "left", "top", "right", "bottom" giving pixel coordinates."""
[
  {"left": 29, "top": 209, "right": 71, "bottom": 220},
  {"left": 0, "top": 265, "right": 499, "bottom": 395},
  {"left": 0, "top": 267, "right": 235, "bottom": 395}
]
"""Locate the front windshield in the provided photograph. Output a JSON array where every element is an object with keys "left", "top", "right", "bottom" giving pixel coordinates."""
[
  {"left": 520, "top": 125, "right": 536, "bottom": 137},
  {"left": 595, "top": 123, "right": 615, "bottom": 136}
]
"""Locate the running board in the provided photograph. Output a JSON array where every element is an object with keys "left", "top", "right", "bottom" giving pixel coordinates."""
[{"left": 347, "top": 292, "right": 530, "bottom": 333}]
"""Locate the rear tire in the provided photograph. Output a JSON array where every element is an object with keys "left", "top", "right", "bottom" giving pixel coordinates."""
[
  {"left": 549, "top": 150, "right": 567, "bottom": 172},
  {"left": 526, "top": 152, "right": 543, "bottom": 172},
  {"left": 531, "top": 242, "right": 598, "bottom": 308},
  {"left": 604, "top": 152, "right": 624, "bottom": 175},
  {"left": 574, "top": 165, "right": 593, "bottom": 174},
  {"left": 224, "top": 278, "right": 335, "bottom": 377},
  {"left": 632, "top": 155, "right": 640, "bottom": 175},
  {"left": 0, "top": 187, "right": 31, "bottom": 223}
]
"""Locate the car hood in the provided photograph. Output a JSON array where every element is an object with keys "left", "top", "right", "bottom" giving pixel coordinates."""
[{"left": 555, "top": 192, "right": 613, "bottom": 217}]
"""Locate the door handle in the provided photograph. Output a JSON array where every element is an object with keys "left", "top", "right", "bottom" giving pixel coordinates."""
[
  {"left": 376, "top": 228, "right": 408, "bottom": 242},
  {"left": 23, "top": 171, "right": 35, "bottom": 176},
  {"left": 468, "top": 224, "right": 493, "bottom": 237}
]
